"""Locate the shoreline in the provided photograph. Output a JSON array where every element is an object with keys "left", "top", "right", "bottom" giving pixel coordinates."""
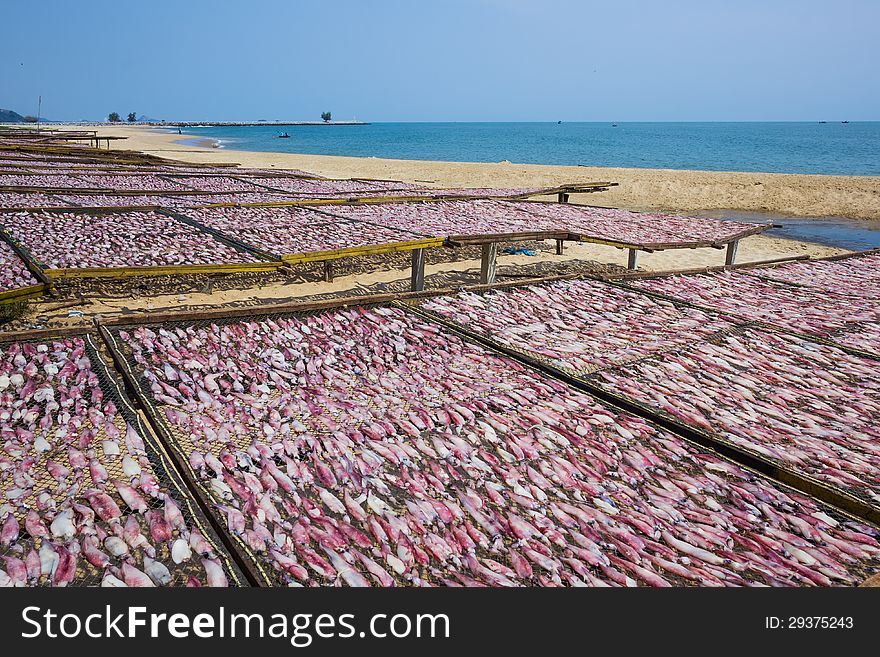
[
  {"left": 3, "top": 123, "right": 854, "bottom": 324},
  {"left": 174, "top": 136, "right": 223, "bottom": 149},
  {"left": 76, "top": 124, "right": 880, "bottom": 220}
]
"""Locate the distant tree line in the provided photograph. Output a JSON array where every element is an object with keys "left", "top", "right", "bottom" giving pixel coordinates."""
[
  {"left": 107, "top": 112, "right": 138, "bottom": 123},
  {"left": 321, "top": 111, "right": 332, "bottom": 122}
]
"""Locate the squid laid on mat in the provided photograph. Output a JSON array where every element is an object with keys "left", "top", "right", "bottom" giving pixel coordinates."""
[
  {"left": 0, "top": 337, "right": 238, "bottom": 587},
  {"left": 185, "top": 205, "right": 429, "bottom": 255},
  {"left": 1, "top": 210, "right": 260, "bottom": 270},
  {"left": 423, "top": 279, "right": 880, "bottom": 506},
  {"left": 632, "top": 270, "right": 880, "bottom": 352},
  {"left": 114, "top": 307, "right": 880, "bottom": 587},
  {"left": 0, "top": 240, "right": 39, "bottom": 292}
]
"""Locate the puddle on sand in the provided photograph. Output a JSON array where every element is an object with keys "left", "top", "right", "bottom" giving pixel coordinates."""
[{"left": 704, "top": 210, "right": 880, "bottom": 251}]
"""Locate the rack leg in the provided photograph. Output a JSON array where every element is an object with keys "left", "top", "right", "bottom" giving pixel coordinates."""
[
  {"left": 411, "top": 248, "right": 426, "bottom": 291},
  {"left": 323, "top": 260, "right": 334, "bottom": 282},
  {"left": 725, "top": 240, "right": 739, "bottom": 266},
  {"left": 557, "top": 192, "right": 570, "bottom": 204},
  {"left": 480, "top": 243, "right": 498, "bottom": 285},
  {"left": 555, "top": 239, "right": 565, "bottom": 256},
  {"left": 627, "top": 249, "right": 639, "bottom": 270}
]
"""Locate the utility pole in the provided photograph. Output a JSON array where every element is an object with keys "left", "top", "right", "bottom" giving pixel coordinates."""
[{"left": 37, "top": 95, "right": 41, "bottom": 133}]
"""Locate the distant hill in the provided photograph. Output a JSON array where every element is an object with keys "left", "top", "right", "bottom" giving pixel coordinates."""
[{"left": 0, "top": 109, "right": 26, "bottom": 122}]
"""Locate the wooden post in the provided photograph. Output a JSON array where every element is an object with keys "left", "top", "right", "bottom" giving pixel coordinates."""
[
  {"left": 323, "top": 260, "right": 334, "bottom": 282},
  {"left": 480, "top": 243, "right": 498, "bottom": 284},
  {"left": 627, "top": 248, "right": 639, "bottom": 270},
  {"left": 555, "top": 239, "right": 564, "bottom": 256},
  {"left": 725, "top": 240, "right": 739, "bottom": 266},
  {"left": 557, "top": 192, "right": 570, "bottom": 204},
  {"left": 410, "top": 248, "right": 425, "bottom": 291}
]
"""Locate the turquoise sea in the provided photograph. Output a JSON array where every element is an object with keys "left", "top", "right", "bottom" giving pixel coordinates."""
[{"left": 175, "top": 122, "right": 880, "bottom": 176}]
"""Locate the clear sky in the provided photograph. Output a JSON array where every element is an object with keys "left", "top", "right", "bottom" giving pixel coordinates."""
[{"left": 2, "top": 0, "right": 878, "bottom": 122}]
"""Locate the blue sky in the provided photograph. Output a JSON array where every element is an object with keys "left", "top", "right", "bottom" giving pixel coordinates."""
[{"left": 2, "top": 0, "right": 878, "bottom": 122}]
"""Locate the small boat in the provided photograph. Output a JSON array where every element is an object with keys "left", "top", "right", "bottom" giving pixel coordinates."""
[
  {"left": 278, "top": 132, "right": 290, "bottom": 138},
  {"left": 611, "top": 123, "right": 618, "bottom": 127},
  {"left": 842, "top": 120, "right": 849, "bottom": 124},
  {"left": 819, "top": 121, "right": 827, "bottom": 124}
]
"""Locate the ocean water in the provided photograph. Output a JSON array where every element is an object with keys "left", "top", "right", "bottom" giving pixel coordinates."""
[{"left": 173, "top": 122, "right": 880, "bottom": 176}]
